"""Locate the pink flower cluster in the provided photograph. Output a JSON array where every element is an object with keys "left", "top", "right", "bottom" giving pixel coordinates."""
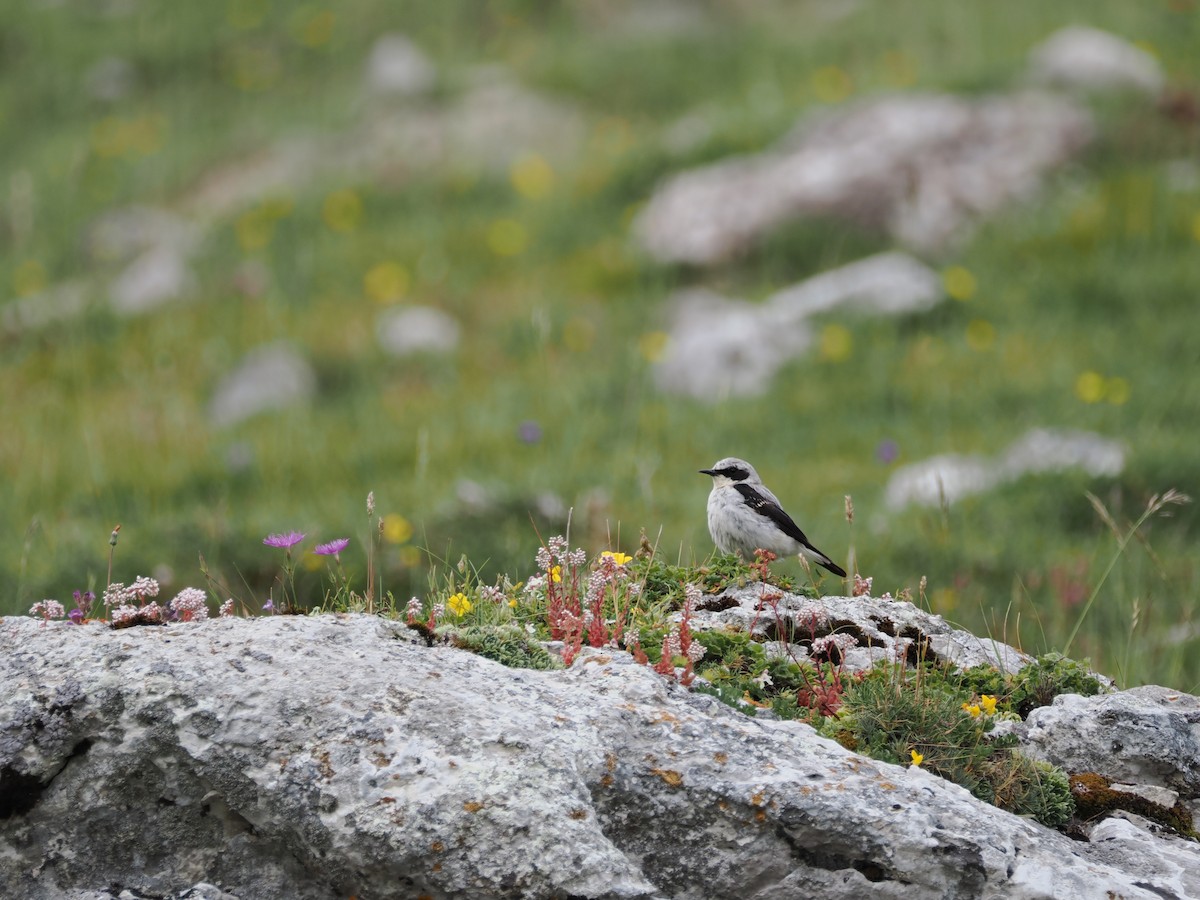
[
  {"left": 29, "top": 599, "right": 66, "bottom": 622},
  {"left": 170, "top": 587, "right": 210, "bottom": 622},
  {"left": 103, "top": 576, "right": 161, "bottom": 608}
]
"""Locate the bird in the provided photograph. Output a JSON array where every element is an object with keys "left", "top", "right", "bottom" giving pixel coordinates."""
[{"left": 700, "top": 457, "right": 847, "bottom": 577}]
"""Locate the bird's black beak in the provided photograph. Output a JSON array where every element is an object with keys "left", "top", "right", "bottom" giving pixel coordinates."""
[{"left": 699, "top": 469, "right": 716, "bottom": 476}]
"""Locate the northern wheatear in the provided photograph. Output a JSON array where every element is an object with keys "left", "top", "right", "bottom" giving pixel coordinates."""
[{"left": 700, "top": 457, "right": 846, "bottom": 577}]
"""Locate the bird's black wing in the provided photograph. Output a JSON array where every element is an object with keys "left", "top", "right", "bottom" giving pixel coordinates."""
[
  {"left": 732, "top": 483, "right": 846, "bottom": 576},
  {"left": 733, "top": 483, "right": 813, "bottom": 546}
]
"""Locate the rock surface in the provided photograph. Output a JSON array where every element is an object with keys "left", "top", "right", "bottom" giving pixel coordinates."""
[
  {"left": 1022, "top": 687, "right": 1200, "bottom": 797},
  {"left": 690, "top": 585, "right": 1032, "bottom": 674},
  {"left": 3, "top": 612, "right": 1198, "bottom": 900}
]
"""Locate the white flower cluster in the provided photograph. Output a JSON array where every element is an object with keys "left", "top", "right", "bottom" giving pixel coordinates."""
[
  {"left": 219, "top": 599, "right": 235, "bottom": 617},
  {"left": 664, "top": 627, "right": 682, "bottom": 658},
  {"left": 536, "top": 536, "right": 587, "bottom": 575}
]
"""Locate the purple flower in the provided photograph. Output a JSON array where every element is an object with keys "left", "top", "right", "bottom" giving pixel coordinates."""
[
  {"left": 262, "top": 599, "right": 275, "bottom": 612},
  {"left": 263, "top": 531, "right": 306, "bottom": 549},
  {"left": 314, "top": 538, "right": 350, "bottom": 557},
  {"left": 68, "top": 608, "right": 85, "bottom": 625},
  {"left": 875, "top": 439, "right": 899, "bottom": 465},
  {"left": 518, "top": 420, "right": 542, "bottom": 444}
]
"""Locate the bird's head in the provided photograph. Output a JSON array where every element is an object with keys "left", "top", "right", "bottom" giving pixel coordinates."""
[{"left": 699, "top": 457, "right": 759, "bottom": 487}]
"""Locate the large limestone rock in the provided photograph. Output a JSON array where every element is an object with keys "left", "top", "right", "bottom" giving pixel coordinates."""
[
  {"left": 1022, "top": 687, "right": 1200, "bottom": 798},
  {"left": 3, "top": 612, "right": 1198, "bottom": 899}
]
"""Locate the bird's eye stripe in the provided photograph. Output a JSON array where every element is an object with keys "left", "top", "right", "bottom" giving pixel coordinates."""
[{"left": 723, "top": 467, "right": 749, "bottom": 480}]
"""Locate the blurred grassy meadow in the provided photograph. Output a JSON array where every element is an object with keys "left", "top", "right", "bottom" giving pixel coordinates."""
[{"left": 2, "top": 1, "right": 1199, "bottom": 688}]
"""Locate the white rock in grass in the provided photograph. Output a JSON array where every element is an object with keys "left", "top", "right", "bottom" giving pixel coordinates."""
[
  {"left": 3, "top": 613, "right": 1195, "bottom": 899},
  {"left": 1029, "top": 26, "right": 1165, "bottom": 96},
  {"left": 183, "top": 69, "right": 582, "bottom": 222},
  {"left": 182, "top": 139, "right": 322, "bottom": 222},
  {"left": 87, "top": 205, "right": 199, "bottom": 263},
  {"left": 83, "top": 56, "right": 135, "bottom": 102},
  {"left": 376, "top": 305, "right": 461, "bottom": 357},
  {"left": 635, "top": 92, "right": 1092, "bottom": 260},
  {"left": 108, "top": 244, "right": 195, "bottom": 315},
  {"left": 768, "top": 251, "right": 942, "bottom": 323},
  {"left": 652, "top": 288, "right": 812, "bottom": 399},
  {"left": 208, "top": 342, "right": 317, "bottom": 428},
  {"left": 443, "top": 71, "right": 586, "bottom": 170},
  {"left": 654, "top": 253, "right": 941, "bottom": 400},
  {"left": 365, "top": 33, "right": 436, "bottom": 97},
  {"left": 884, "top": 453, "right": 999, "bottom": 510},
  {"left": 999, "top": 428, "right": 1126, "bottom": 480},
  {"left": 885, "top": 429, "right": 1126, "bottom": 510},
  {"left": 0, "top": 281, "right": 90, "bottom": 336}
]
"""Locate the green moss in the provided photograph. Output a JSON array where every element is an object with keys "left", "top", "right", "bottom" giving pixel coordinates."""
[{"left": 1071, "top": 772, "right": 1197, "bottom": 838}]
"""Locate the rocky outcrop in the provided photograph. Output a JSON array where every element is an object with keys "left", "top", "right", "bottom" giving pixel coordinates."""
[{"left": 2, "top": 611, "right": 1198, "bottom": 900}]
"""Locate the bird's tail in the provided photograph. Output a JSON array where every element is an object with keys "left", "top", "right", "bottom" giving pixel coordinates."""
[{"left": 800, "top": 546, "right": 846, "bottom": 578}]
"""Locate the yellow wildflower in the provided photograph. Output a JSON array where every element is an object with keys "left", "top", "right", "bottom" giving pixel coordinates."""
[
  {"left": 602, "top": 551, "right": 633, "bottom": 566},
  {"left": 447, "top": 593, "right": 472, "bottom": 617},
  {"left": 943, "top": 266, "right": 977, "bottom": 301},
  {"left": 980, "top": 695, "right": 998, "bottom": 716},
  {"left": 550, "top": 565, "right": 562, "bottom": 584},
  {"left": 507, "top": 599, "right": 518, "bottom": 608},
  {"left": 910, "top": 749, "right": 924, "bottom": 767},
  {"left": 962, "top": 702, "right": 982, "bottom": 718},
  {"left": 382, "top": 514, "right": 413, "bottom": 544}
]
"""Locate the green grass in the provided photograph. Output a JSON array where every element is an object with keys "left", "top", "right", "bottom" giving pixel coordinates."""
[{"left": 3, "top": 1, "right": 1199, "bottom": 690}]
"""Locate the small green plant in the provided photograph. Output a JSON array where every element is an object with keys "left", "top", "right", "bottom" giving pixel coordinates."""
[
  {"left": 955, "top": 652, "right": 1107, "bottom": 718},
  {"left": 826, "top": 664, "right": 1075, "bottom": 829},
  {"left": 262, "top": 530, "right": 305, "bottom": 614},
  {"left": 439, "top": 624, "right": 562, "bottom": 670}
]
